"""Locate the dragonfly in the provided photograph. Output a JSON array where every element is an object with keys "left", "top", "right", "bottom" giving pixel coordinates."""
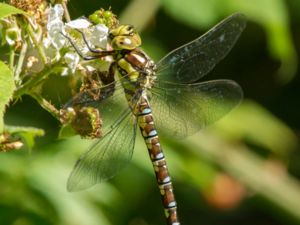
[{"left": 62, "top": 13, "right": 246, "bottom": 225}]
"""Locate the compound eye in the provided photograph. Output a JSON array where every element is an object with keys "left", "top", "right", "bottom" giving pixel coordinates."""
[
  {"left": 119, "top": 37, "right": 133, "bottom": 46},
  {"left": 113, "top": 36, "right": 135, "bottom": 50}
]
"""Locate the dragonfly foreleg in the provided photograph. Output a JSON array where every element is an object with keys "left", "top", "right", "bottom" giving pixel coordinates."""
[
  {"left": 60, "top": 31, "right": 99, "bottom": 60},
  {"left": 74, "top": 28, "right": 115, "bottom": 56}
]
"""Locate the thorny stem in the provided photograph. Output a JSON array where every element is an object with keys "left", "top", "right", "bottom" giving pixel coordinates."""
[
  {"left": 14, "top": 41, "right": 27, "bottom": 83},
  {"left": 14, "top": 62, "right": 61, "bottom": 98},
  {"left": 29, "top": 91, "right": 60, "bottom": 119},
  {"left": 9, "top": 47, "right": 15, "bottom": 71},
  {"left": 62, "top": 1, "right": 71, "bottom": 22},
  {"left": 26, "top": 23, "right": 48, "bottom": 65}
]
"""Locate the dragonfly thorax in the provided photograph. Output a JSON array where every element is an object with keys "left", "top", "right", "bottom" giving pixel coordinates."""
[
  {"left": 117, "top": 49, "right": 156, "bottom": 91},
  {"left": 108, "top": 25, "right": 156, "bottom": 89}
]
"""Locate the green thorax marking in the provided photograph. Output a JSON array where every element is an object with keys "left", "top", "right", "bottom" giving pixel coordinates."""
[
  {"left": 108, "top": 25, "right": 156, "bottom": 106},
  {"left": 114, "top": 49, "right": 156, "bottom": 102}
]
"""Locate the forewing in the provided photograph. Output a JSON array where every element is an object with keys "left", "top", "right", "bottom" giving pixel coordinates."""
[
  {"left": 150, "top": 79, "right": 242, "bottom": 138},
  {"left": 67, "top": 111, "right": 137, "bottom": 192},
  {"left": 156, "top": 13, "right": 246, "bottom": 83}
]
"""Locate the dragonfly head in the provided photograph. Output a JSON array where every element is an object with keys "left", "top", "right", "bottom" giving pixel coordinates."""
[{"left": 109, "top": 25, "right": 141, "bottom": 50}]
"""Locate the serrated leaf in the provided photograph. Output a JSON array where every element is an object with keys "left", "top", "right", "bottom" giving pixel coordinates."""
[
  {"left": 0, "top": 60, "right": 15, "bottom": 132},
  {"left": 0, "top": 3, "right": 26, "bottom": 19}
]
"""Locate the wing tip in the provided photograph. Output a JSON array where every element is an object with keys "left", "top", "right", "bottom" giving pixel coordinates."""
[
  {"left": 229, "top": 12, "right": 247, "bottom": 29},
  {"left": 66, "top": 172, "right": 92, "bottom": 192},
  {"left": 223, "top": 79, "right": 244, "bottom": 102},
  {"left": 67, "top": 177, "right": 79, "bottom": 192},
  {"left": 67, "top": 179, "right": 91, "bottom": 192}
]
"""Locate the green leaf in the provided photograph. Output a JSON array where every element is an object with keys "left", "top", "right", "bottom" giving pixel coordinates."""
[
  {"left": 0, "top": 60, "right": 15, "bottom": 132},
  {"left": 58, "top": 124, "right": 77, "bottom": 139},
  {"left": 0, "top": 3, "right": 26, "bottom": 19},
  {"left": 4, "top": 125, "right": 45, "bottom": 150}
]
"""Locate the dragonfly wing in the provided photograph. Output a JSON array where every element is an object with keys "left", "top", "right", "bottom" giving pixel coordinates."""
[
  {"left": 67, "top": 111, "right": 137, "bottom": 192},
  {"left": 156, "top": 13, "right": 246, "bottom": 83},
  {"left": 150, "top": 79, "right": 242, "bottom": 138},
  {"left": 63, "top": 81, "right": 129, "bottom": 134},
  {"left": 65, "top": 71, "right": 144, "bottom": 191}
]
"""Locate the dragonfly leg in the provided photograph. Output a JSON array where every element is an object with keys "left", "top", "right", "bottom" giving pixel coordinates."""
[
  {"left": 61, "top": 31, "right": 116, "bottom": 60},
  {"left": 60, "top": 32, "right": 99, "bottom": 60},
  {"left": 75, "top": 29, "right": 116, "bottom": 57},
  {"left": 75, "top": 29, "right": 103, "bottom": 54}
]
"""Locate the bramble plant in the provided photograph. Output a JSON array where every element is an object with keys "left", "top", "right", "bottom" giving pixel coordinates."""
[{"left": 0, "top": 1, "right": 118, "bottom": 151}]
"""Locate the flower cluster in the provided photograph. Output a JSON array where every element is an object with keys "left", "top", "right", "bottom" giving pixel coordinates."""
[
  {"left": 45, "top": 4, "right": 111, "bottom": 75},
  {"left": 0, "top": 2, "right": 120, "bottom": 147}
]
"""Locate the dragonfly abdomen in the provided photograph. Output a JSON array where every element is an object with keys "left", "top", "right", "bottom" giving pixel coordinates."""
[{"left": 137, "top": 95, "right": 180, "bottom": 225}]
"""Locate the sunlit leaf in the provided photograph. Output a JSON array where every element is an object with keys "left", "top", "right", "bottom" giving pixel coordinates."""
[
  {"left": 0, "top": 3, "right": 26, "bottom": 18},
  {"left": 0, "top": 61, "right": 15, "bottom": 132}
]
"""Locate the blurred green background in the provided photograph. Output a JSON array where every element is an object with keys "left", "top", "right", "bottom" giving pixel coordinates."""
[{"left": 1, "top": 0, "right": 300, "bottom": 225}]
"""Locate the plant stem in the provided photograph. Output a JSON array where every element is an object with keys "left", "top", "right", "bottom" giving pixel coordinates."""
[
  {"left": 62, "top": 1, "right": 71, "bottom": 22},
  {"left": 14, "top": 41, "right": 27, "bottom": 83},
  {"left": 9, "top": 47, "right": 15, "bottom": 71},
  {"left": 26, "top": 24, "right": 48, "bottom": 65},
  {"left": 29, "top": 91, "right": 60, "bottom": 120},
  {"left": 14, "top": 62, "right": 61, "bottom": 98}
]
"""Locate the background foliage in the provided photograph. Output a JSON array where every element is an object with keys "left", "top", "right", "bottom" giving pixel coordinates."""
[{"left": 1, "top": 0, "right": 300, "bottom": 225}]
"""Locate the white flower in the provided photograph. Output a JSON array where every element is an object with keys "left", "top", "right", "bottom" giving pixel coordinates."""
[
  {"left": 65, "top": 18, "right": 92, "bottom": 29},
  {"left": 64, "top": 52, "right": 80, "bottom": 74},
  {"left": 65, "top": 19, "right": 109, "bottom": 50},
  {"left": 47, "top": 4, "right": 66, "bottom": 49},
  {"left": 45, "top": 4, "right": 110, "bottom": 76},
  {"left": 46, "top": 4, "right": 109, "bottom": 51},
  {"left": 48, "top": 4, "right": 64, "bottom": 20},
  {"left": 89, "top": 24, "right": 109, "bottom": 49}
]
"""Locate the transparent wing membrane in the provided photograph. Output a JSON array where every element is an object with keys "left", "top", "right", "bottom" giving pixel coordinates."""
[
  {"left": 156, "top": 13, "right": 246, "bottom": 83},
  {"left": 67, "top": 112, "right": 137, "bottom": 191},
  {"left": 150, "top": 79, "right": 242, "bottom": 138},
  {"left": 66, "top": 77, "right": 143, "bottom": 191},
  {"left": 64, "top": 79, "right": 129, "bottom": 133}
]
